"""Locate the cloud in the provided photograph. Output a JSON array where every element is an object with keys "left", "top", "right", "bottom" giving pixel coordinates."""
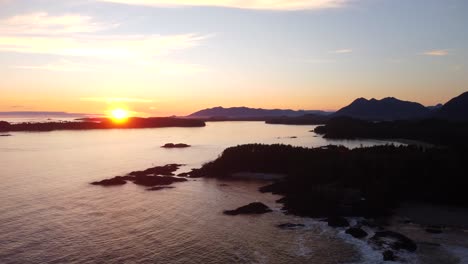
[
  {"left": 0, "top": 33, "right": 207, "bottom": 59},
  {"left": 331, "top": 49, "right": 352, "bottom": 54},
  {"left": 0, "top": 13, "right": 209, "bottom": 75},
  {"left": 97, "top": 0, "right": 349, "bottom": 11},
  {"left": 13, "top": 59, "right": 101, "bottom": 72},
  {"left": 423, "top": 49, "right": 449, "bottom": 56},
  {"left": 12, "top": 58, "right": 207, "bottom": 75},
  {"left": 0, "top": 12, "right": 116, "bottom": 35},
  {"left": 80, "top": 97, "right": 154, "bottom": 103}
]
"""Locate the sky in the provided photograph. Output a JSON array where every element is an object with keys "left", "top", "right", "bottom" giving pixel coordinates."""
[{"left": 0, "top": 0, "right": 467, "bottom": 116}]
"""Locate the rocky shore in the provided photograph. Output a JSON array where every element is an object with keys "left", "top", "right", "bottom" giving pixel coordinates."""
[{"left": 91, "top": 164, "right": 187, "bottom": 190}]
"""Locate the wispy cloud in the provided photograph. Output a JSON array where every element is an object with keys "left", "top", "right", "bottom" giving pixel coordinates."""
[
  {"left": 0, "top": 12, "right": 210, "bottom": 74},
  {"left": 80, "top": 97, "right": 155, "bottom": 103},
  {"left": 13, "top": 59, "right": 101, "bottom": 72},
  {"left": 0, "top": 12, "right": 117, "bottom": 35},
  {"left": 331, "top": 49, "right": 352, "bottom": 54},
  {"left": 0, "top": 34, "right": 207, "bottom": 59},
  {"left": 97, "top": 0, "right": 349, "bottom": 11},
  {"left": 423, "top": 49, "right": 449, "bottom": 56}
]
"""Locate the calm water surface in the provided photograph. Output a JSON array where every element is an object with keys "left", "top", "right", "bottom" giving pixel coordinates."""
[{"left": 0, "top": 122, "right": 396, "bottom": 264}]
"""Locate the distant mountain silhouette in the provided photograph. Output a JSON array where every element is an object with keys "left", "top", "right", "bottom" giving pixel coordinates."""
[
  {"left": 188, "top": 107, "right": 330, "bottom": 118},
  {"left": 333, "top": 97, "right": 430, "bottom": 121},
  {"left": 427, "top": 104, "right": 443, "bottom": 111},
  {"left": 435, "top": 91, "right": 468, "bottom": 121}
]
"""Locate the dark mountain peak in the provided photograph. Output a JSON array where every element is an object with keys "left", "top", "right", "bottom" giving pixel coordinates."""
[
  {"left": 334, "top": 97, "right": 429, "bottom": 121},
  {"left": 427, "top": 103, "right": 443, "bottom": 111},
  {"left": 436, "top": 91, "right": 468, "bottom": 120},
  {"left": 353, "top": 97, "right": 368, "bottom": 103}
]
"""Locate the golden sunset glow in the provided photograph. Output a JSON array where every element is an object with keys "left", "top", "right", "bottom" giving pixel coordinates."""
[{"left": 110, "top": 108, "right": 130, "bottom": 122}]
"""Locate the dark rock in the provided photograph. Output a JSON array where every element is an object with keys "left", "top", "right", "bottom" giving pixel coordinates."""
[
  {"left": 129, "top": 164, "right": 182, "bottom": 177},
  {"left": 383, "top": 250, "right": 396, "bottom": 261},
  {"left": 223, "top": 202, "right": 272, "bottom": 215},
  {"left": 91, "top": 164, "right": 187, "bottom": 188},
  {"left": 131, "top": 175, "right": 187, "bottom": 187},
  {"left": 425, "top": 225, "right": 443, "bottom": 234},
  {"left": 326, "top": 216, "right": 349, "bottom": 227},
  {"left": 177, "top": 172, "right": 191, "bottom": 177},
  {"left": 147, "top": 186, "right": 175, "bottom": 191},
  {"left": 91, "top": 176, "right": 127, "bottom": 186},
  {"left": 371, "top": 231, "right": 417, "bottom": 252},
  {"left": 277, "top": 223, "right": 305, "bottom": 229},
  {"left": 218, "top": 183, "right": 229, "bottom": 187},
  {"left": 162, "top": 143, "right": 191, "bottom": 148},
  {"left": 0, "top": 134, "right": 11, "bottom": 137},
  {"left": 345, "top": 227, "right": 368, "bottom": 238}
]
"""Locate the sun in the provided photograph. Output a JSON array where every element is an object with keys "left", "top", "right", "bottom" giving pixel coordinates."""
[{"left": 110, "top": 108, "right": 129, "bottom": 122}]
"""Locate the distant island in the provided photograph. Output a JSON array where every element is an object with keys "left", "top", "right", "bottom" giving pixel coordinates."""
[
  {"left": 187, "top": 106, "right": 331, "bottom": 120},
  {"left": 0, "top": 117, "right": 205, "bottom": 132}
]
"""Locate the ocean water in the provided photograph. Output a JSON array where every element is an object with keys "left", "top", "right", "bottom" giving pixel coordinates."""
[{"left": 0, "top": 121, "right": 398, "bottom": 264}]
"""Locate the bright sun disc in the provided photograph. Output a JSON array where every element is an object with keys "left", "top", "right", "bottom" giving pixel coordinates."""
[{"left": 110, "top": 108, "right": 129, "bottom": 121}]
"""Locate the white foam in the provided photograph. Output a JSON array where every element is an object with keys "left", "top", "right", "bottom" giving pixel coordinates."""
[
  {"left": 445, "top": 245, "right": 468, "bottom": 264},
  {"left": 300, "top": 217, "right": 420, "bottom": 264}
]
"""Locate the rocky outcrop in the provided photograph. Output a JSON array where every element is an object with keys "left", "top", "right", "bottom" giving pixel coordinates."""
[
  {"left": 277, "top": 223, "right": 305, "bottom": 229},
  {"left": 371, "top": 231, "right": 417, "bottom": 252},
  {"left": 223, "top": 202, "right": 272, "bottom": 215},
  {"left": 147, "top": 186, "right": 175, "bottom": 191},
  {"left": 91, "top": 176, "right": 128, "bottom": 186},
  {"left": 91, "top": 164, "right": 187, "bottom": 189},
  {"left": 345, "top": 227, "right": 368, "bottom": 238},
  {"left": 162, "top": 143, "right": 191, "bottom": 148}
]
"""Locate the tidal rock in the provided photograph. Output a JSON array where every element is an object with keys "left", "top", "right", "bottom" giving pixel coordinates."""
[
  {"left": 162, "top": 143, "right": 191, "bottom": 148},
  {"left": 131, "top": 175, "right": 187, "bottom": 187},
  {"left": 223, "top": 202, "right": 272, "bottom": 215},
  {"left": 371, "top": 231, "right": 417, "bottom": 252},
  {"left": 91, "top": 164, "right": 187, "bottom": 188},
  {"left": 345, "top": 227, "right": 368, "bottom": 238},
  {"left": 128, "top": 164, "right": 182, "bottom": 177},
  {"left": 277, "top": 223, "right": 305, "bottom": 229},
  {"left": 147, "top": 186, "right": 175, "bottom": 191},
  {"left": 383, "top": 250, "right": 396, "bottom": 261},
  {"left": 326, "top": 216, "right": 349, "bottom": 227},
  {"left": 91, "top": 176, "right": 127, "bottom": 186}
]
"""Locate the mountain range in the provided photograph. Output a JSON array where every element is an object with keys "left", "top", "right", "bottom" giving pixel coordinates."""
[
  {"left": 188, "top": 91, "right": 467, "bottom": 121},
  {"left": 332, "top": 92, "right": 467, "bottom": 121},
  {"left": 188, "top": 107, "right": 330, "bottom": 119}
]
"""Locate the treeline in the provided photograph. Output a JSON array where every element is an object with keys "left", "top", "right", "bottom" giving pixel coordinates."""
[
  {"left": 314, "top": 117, "right": 468, "bottom": 147},
  {"left": 0, "top": 117, "right": 205, "bottom": 132},
  {"left": 191, "top": 144, "right": 468, "bottom": 217}
]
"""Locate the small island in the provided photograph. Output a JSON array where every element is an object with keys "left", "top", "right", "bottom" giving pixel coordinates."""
[{"left": 161, "top": 143, "right": 191, "bottom": 148}]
